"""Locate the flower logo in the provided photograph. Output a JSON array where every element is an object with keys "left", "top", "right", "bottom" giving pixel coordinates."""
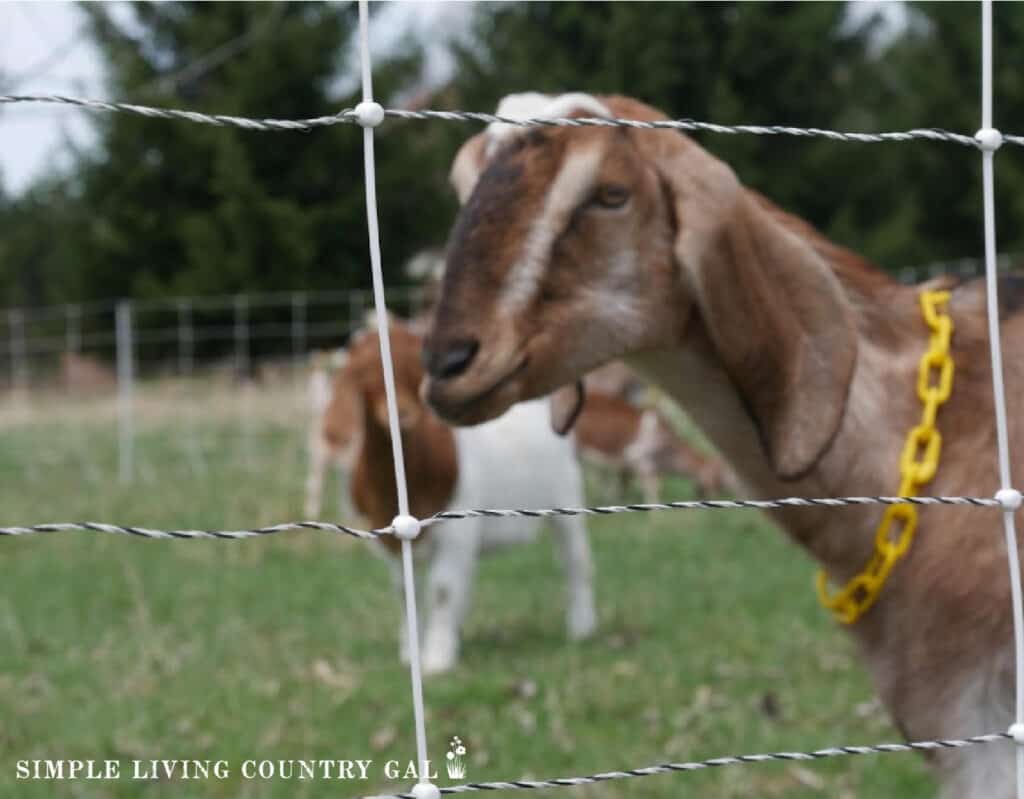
[{"left": 445, "top": 736, "right": 467, "bottom": 779}]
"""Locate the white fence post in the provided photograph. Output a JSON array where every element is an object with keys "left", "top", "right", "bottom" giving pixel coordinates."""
[
  {"left": 291, "top": 291, "right": 307, "bottom": 362},
  {"left": 234, "top": 294, "right": 253, "bottom": 469},
  {"left": 234, "top": 294, "right": 250, "bottom": 379},
  {"left": 290, "top": 291, "right": 308, "bottom": 449},
  {"left": 116, "top": 300, "right": 135, "bottom": 485},
  {"left": 8, "top": 308, "right": 28, "bottom": 395},
  {"left": 177, "top": 298, "right": 206, "bottom": 474},
  {"left": 177, "top": 299, "right": 193, "bottom": 377},
  {"left": 349, "top": 289, "right": 363, "bottom": 335},
  {"left": 65, "top": 304, "right": 81, "bottom": 354}
]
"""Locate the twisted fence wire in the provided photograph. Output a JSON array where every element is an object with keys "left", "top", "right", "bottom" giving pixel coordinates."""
[
  {"left": 4, "top": 93, "right": 1024, "bottom": 147},
  {"left": 360, "top": 732, "right": 1012, "bottom": 799},
  {"left": 0, "top": 494, "right": 1002, "bottom": 541}
]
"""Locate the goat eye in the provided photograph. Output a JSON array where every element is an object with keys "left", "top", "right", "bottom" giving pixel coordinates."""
[{"left": 591, "top": 184, "right": 630, "bottom": 209}]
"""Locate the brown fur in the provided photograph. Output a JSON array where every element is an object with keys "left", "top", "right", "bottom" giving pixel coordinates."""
[
  {"left": 575, "top": 392, "right": 643, "bottom": 455},
  {"left": 322, "top": 370, "right": 359, "bottom": 454},
  {"left": 345, "top": 321, "right": 458, "bottom": 555},
  {"left": 424, "top": 93, "right": 1024, "bottom": 793},
  {"left": 584, "top": 361, "right": 646, "bottom": 402},
  {"left": 575, "top": 391, "right": 732, "bottom": 498}
]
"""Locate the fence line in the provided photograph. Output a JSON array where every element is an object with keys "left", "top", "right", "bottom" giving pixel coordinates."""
[
  {"left": 4, "top": 92, "right": 1024, "bottom": 147},
  {"left": 2, "top": 286, "right": 426, "bottom": 487},
  {"left": 2, "top": 0, "right": 1021, "bottom": 795},
  {"left": 0, "top": 287, "right": 423, "bottom": 324},
  {"left": 4, "top": 260, "right": 1014, "bottom": 342},
  {"left": 360, "top": 732, "right": 1012, "bottom": 799},
  {"left": 0, "top": 493, "right": 1002, "bottom": 540},
  {"left": 5, "top": 259, "right": 1016, "bottom": 363},
  {"left": 115, "top": 300, "right": 134, "bottom": 484}
]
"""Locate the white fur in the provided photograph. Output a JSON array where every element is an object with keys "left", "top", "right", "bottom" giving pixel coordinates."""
[
  {"left": 304, "top": 351, "right": 357, "bottom": 519},
  {"left": 936, "top": 663, "right": 1015, "bottom": 799},
  {"left": 486, "top": 92, "right": 612, "bottom": 156},
  {"left": 500, "top": 145, "right": 603, "bottom": 314},
  {"left": 622, "top": 409, "right": 664, "bottom": 502},
  {"left": 385, "top": 398, "right": 597, "bottom": 675}
]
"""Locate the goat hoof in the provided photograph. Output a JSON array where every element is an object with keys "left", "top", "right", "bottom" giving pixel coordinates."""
[
  {"left": 568, "top": 606, "right": 598, "bottom": 640},
  {"left": 421, "top": 654, "right": 456, "bottom": 677}
]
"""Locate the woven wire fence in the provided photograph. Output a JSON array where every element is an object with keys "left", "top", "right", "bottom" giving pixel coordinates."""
[
  {"left": 0, "top": 285, "right": 426, "bottom": 487},
  {"left": 3, "top": 0, "right": 1023, "bottom": 796}
]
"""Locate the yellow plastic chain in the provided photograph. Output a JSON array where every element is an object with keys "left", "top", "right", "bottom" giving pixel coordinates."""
[{"left": 817, "top": 290, "right": 955, "bottom": 625}]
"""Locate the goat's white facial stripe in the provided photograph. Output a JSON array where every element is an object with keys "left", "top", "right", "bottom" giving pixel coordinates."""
[
  {"left": 486, "top": 92, "right": 612, "bottom": 157},
  {"left": 499, "top": 145, "right": 603, "bottom": 315}
]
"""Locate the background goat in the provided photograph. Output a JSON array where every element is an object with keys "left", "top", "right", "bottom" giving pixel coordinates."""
[
  {"left": 422, "top": 92, "right": 1024, "bottom": 797},
  {"left": 569, "top": 390, "right": 734, "bottom": 501},
  {"left": 304, "top": 349, "right": 359, "bottom": 519},
  {"left": 343, "top": 316, "right": 596, "bottom": 675}
]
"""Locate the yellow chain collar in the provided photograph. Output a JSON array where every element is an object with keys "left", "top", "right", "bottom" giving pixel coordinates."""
[{"left": 817, "top": 289, "right": 955, "bottom": 625}]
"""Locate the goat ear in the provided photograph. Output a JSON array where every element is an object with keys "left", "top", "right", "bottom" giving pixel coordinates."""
[
  {"left": 450, "top": 132, "right": 488, "bottom": 204},
  {"left": 692, "top": 194, "right": 857, "bottom": 479},
  {"left": 615, "top": 96, "right": 857, "bottom": 479},
  {"left": 549, "top": 380, "right": 585, "bottom": 436}
]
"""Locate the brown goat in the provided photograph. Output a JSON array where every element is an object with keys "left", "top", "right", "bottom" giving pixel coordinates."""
[
  {"left": 571, "top": 390, "right": 733, "bottom": 500},
  {"left": 422, "top": 92, "right": 1024, "bottom": 797},
  {"left": 305, "top": 350, "right": 361, "bottom": 519},
  {"left": 345, "top": 323, "right": 458, "bottom": 541},
  {"left": 344, "top": 316, "right": 596, "bottom": 675}
]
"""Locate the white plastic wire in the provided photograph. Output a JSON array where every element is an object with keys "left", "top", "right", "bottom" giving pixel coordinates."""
[
  {"left": 977, "top": 2, "right": 1024, "bottom": 794},
  {"left": 355, "top": 0, "right": 430, "bottom": 787}
]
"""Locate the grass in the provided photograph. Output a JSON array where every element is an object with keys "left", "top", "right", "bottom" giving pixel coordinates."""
[{"left": 0, "top": 381, "right": 934, "bottom": 798}]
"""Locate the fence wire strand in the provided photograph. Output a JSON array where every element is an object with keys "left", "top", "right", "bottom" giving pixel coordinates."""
[
  {"left": 0, "top": 495, "right": 1002, "bottom": 541},
  {"left": 360, "top": 733, "right": 1011, "bottom": 798},
  {"left": 4, "top": 94, "right": 1024, "bottom": 147}
]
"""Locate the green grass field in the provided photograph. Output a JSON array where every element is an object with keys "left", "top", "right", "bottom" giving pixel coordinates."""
[{"left": 0, "top": 382, "right": 933, "bottom": 798}]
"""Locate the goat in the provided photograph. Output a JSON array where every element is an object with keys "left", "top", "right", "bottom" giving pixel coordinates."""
[
  {"left": 422, "top": 92, "right": 1024, "bottom": 797},
  {"left": 583, "top": 360, "right": 646, "bottom": 404},
  {"left": 60, "top": 352, "right": 115, "bottom": 394},
  {"left": 304, "top": 349, "right": 360, "bottom": 519},
  {"left": 569, "top": 390, "right": 734, "bottom": 501},
  {"left": 343, "top": 316, "right": 596, "bottom": 675}
]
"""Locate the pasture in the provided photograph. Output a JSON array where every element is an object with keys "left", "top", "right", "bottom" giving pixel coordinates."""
[{"left": 0, "top": 378, "right": 931, "bottom": 798}]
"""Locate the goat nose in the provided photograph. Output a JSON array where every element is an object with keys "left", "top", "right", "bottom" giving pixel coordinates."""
[{"left": 423, "top": 339, "right": 479, "bottom": 380}]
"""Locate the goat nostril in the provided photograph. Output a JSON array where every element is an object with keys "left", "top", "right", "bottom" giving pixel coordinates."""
[{"left": 427, "top": 339, "right": 479, "bottom": 380}]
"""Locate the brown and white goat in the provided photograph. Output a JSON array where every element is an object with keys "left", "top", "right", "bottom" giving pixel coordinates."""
[
  {"left": 343, "top": 317, "right": 596, "bottom": 675},
  {"left": 304, "top": 350, "right": 360, "bottom": 519},
  {"left": 423, "top": 92, "right": 1024, "bottom": 797},
  {"left": 570, "top": 390, "right": 734, "bottom": 500}
]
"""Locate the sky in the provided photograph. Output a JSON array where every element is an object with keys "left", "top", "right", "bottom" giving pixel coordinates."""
[
  {"left": 1, "top": 2, "right": 107, "bottom": 193},
  {"left": 0, "top": 1, "right": 470, "bottom": 195},
  {"left": 0, "top": 1, "right": 906, "bottom": 197}
]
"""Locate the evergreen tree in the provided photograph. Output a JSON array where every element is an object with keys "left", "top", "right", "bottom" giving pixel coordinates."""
[
  {"left": 444, "top": 1, "right": 1021, "bottom": 270},
  {"left": 70, "top": 1, "right": 447, "bottom": 302},
  {"left": 3, "top": 1, "right": 1021, "bottom": 324},
  {"left": 868, "top": 1, "right": 1024, "bottom": 267}
]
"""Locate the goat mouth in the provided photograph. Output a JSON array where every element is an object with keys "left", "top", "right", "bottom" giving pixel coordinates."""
[{"left": 429, "top": 355, "right": 530, "bottom": 424}]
